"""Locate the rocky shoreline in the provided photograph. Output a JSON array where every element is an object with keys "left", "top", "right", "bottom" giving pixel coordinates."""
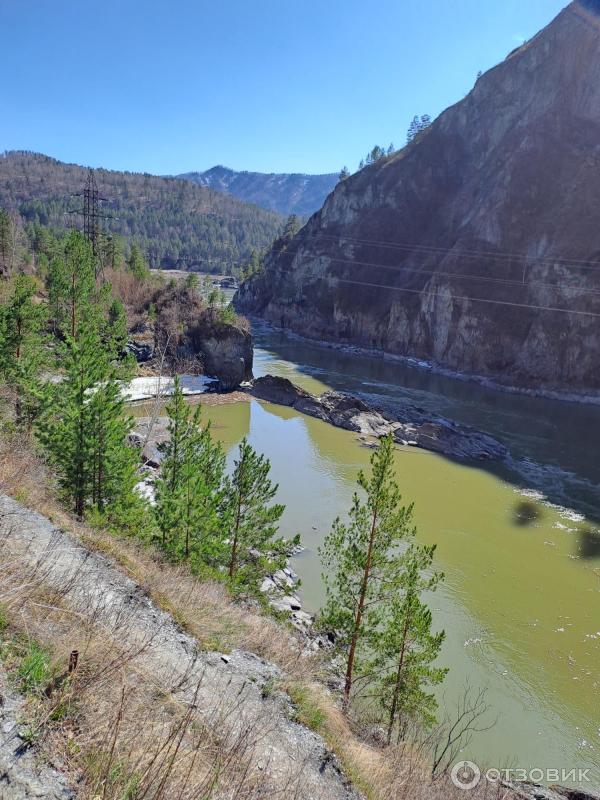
[{"left": 246, "top": 317, "right": 600, "bottom": 407}]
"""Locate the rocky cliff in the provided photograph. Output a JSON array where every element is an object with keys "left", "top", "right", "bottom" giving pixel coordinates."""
[{"left": 235, "top": 0, "right": 600, "bottom": 393}]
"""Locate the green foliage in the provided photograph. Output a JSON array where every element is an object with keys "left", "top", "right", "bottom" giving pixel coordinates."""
[
  {"left": 154, "top": 377, "right": 227, "bottom": 564},
  {"left": 0, "top": 208, "right": 13, "bottom": 272},
  {"left": 127, "top": 243, "right": 149, "bottom": 280},
  {"left": 222, "top": 437, "right": 285, "bottom": 585},
  {"left": 319, "top": 434, "right": 446, "bottom": 728},
  {"left": 38, "top": 312, "right": 137, "bottom": 517},
  {"left": 17, "top": 641, "right": 52, "bottom": 694},
  {"left": 47, "top": 230, "right": 96, "bottom": 338},
  {"left": 338, "top": 166, "right": 350, "bottom": 182},
  {"left": 184, "top": 272, "right": 200, "bottom": 292},
  {"left": 407, "top": 114, "right": 432, "bottom": 143},
  {"left": 0, "top": 272, "right": 48, "bottom": 427},
  {"left": 288, "top": 685, "right": 326, "bottom": 732},
  {"left": 1, "top": 152, "right": 284, "bottom": 274},
  {"left": 372, "top": 544, "right": 446, "bottom": 742},
  {"left": 319, "top": 435, "right": 415, "bottom": 701}
]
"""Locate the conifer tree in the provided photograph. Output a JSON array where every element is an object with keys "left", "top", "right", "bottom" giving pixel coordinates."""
[
  {"left": 373, "top": 543, "right": 446, "bottom": 744},
  {"left": 38, "top": 313, "right": 135, "bottom": 517},
  {"left": 154, "top": 377, "right": 226, "bottom": 563},
  {"left": 319, "top": 434, "right": 416, "bottom": 707},
  {"left": 223, "top": 438, "right": 285, "bottom": 583},
  {"left": 127, "top": 243, "right": 149, "bottom": 280},
  {"left": 0, "top": 273, "right": 47, "bottom": 427},
  {"left": 0, "top": 209, "right": 13, "bottom": 274},
  {"left": 338, "top": 166, "right": 350, "bottom": 182},
  {"left": 47, "top": 231, "right": 95, "bottom": 338}
]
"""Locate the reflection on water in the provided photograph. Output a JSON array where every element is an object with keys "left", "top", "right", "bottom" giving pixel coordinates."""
[{"left": 252, "top": 321, "right": 600, "bottom": 523}]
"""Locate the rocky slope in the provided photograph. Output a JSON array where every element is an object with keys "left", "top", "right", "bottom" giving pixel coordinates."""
[
  {"left": 0, "top": 494, "right": 361, "bottom": 800},
  {"left": 178, "top": 165, "right": 338, "bottom": 217},
  {"left": 235, "top": 0, "right": 600, "bottom": 393}
]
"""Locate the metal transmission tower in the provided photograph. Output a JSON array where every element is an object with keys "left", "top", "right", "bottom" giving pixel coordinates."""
[
  {"left": 68, "top": 169, "right": 115, "bottom": 276},
  {"left": 83, "top": 169, "right": 100, "bottom": 254}
]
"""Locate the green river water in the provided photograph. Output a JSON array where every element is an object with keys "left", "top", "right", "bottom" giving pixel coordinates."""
[{"left": 139, "top": 314, "right": 600, "bottom": 783}]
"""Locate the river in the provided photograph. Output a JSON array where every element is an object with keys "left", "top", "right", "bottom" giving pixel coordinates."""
[{"left": 140, "top": 306, "right": 600, "bottom": 783}]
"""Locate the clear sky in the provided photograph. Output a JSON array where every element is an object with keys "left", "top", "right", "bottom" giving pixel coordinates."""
[{"left": 1, "top": 0, "right": 567, "bottom": 176}]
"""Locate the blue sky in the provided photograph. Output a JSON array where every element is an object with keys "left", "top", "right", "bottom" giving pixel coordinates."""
[{"left": 1, "top": 0, "right": 567, "bottom": 175}]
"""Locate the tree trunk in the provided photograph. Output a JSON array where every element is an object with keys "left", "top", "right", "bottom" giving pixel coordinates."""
[
  {"left": 343, "top": 507, "right": 378, "bottom": 707},
  {"left": 386, "top": 611, "right": 411, "bottom": 745}
]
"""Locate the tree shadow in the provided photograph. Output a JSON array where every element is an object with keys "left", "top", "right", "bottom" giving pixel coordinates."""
[
  {"left": 578, "top": 527, "right": 600, "bottom": 559},
  {"left": 512, "top": 500, "right": 542, "bottom": 527}
]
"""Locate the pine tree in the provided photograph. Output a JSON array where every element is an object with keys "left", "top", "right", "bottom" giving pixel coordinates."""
[
  {"left": 47, "top": 231, "right": 96, "bottom": 338},
  {"left": 319, "top": 434, "right": 416, "bottom": 707},
  {"left": 127, "top": 243, "right": 149, "bottom": 280},
  {"left": 154, "top": 376, "right": 227, "bottom": 563},
  {"left": 339, "top": 166, "right": 350, "bottom": 182},
  {"left": 38, "top": 312, "right": 136, "bottom": 517},
  {"left": 223, "top": 438, "right": 285, "bottom": 584},
  {"left": 373, "top": 543, "right": 446, "bottom": 744},
  {"left": 0, "top": 273, "right": 47, "bottom": 427},
  {"left": 0, "top": 209, "right": 12, "bottom": 274},
  {"left": 104, "top": 297, "right": 129, "bottom": 360}
]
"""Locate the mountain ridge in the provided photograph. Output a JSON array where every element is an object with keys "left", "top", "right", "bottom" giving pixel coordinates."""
[{"left": 177, "top": 165, "right": 338, "bottom": 216}]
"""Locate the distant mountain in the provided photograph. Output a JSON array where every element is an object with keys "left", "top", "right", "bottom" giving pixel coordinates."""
[
  {"left": 177, "top": 165, "right": 338, "bottom": 217},
  {"left": 236, "top": 0, "right": 600, "bottom": 393},
  {"left": 0, "top": 152, "right": 284, "bottom": 271}
]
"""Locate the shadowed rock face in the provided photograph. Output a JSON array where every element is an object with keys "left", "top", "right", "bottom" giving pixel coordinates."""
[{"left": 236, "top": 1, "right": 600, "bottom": 393}]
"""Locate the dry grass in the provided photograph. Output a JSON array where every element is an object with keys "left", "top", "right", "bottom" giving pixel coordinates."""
[{"left": 0, "top": 430, "right": 516, "bottom": 800}]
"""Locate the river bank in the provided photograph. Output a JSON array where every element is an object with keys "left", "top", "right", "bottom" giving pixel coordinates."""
[{"left": 248, "top": 317, "right": 600, "bottom": 406}]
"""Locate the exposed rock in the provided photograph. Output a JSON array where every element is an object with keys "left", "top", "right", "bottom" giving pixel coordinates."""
[
  {"left": 189, "top": 319, "right": 253, "bottom": 390},
  {"left": 248, "top": 375, "right": 507, "bottom": 460},
  {"left": 502, "top": 781, "right": 600, "bottom": 800},
  {"left": 235, "top": 1, "right": 600, "bottom": 395},
  {"left": 0, "top": 664, "right": 74, "bottom": 799},
  {"left": 0, "top": 494, "right": 362, "bottom": 800}
]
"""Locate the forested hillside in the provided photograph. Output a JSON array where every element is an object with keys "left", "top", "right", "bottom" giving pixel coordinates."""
[
  {"left": 0, "top": 151, "right": 284, "bottom": 272},
  {"left": 178, "top": 165, "right": 338, "bottom": 216}
]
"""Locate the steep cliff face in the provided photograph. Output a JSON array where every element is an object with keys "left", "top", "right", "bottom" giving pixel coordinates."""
[{"left": 236, "top": 0, "right": 600, "bottom": 393}]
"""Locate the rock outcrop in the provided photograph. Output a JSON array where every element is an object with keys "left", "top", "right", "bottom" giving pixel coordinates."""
[
  {"left": 0, "top": 494, "right": 362, "bottom": 800},
  {"left": 236, "top": 0, "right": 600, "bottom": 393},
  {"left": 248, "top": 375, "right": 507, "bottom": 460},
  {"left": 0, "top": 664, "right": 74, "bottom": 799},
  {"left": 189, "top": 319, "right": 253, "bottom": 390}
]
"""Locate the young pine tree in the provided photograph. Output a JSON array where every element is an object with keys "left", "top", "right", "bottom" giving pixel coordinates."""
[
  {"left": 223, "top": 438, "right": 285, "bottom": 585},
  {"left": 0, "top": 273, "right": 47, "bottom": 428},
  {"left": 47, "top": 231, "right": 96, "bottom": 338},
  {"left": 154, "top": 376, "right": 226, "bottom": 564},
  {"left": 319, "top": 434, "right": 416, "bottom": 707},
  {"left": 373, "top": 543, "right": 446, "bottom": 744},
  {"left": 38, "top": 313, "right": 136, "bottom": 518}
]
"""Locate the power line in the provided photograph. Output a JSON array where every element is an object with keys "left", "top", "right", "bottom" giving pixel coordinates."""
[
  {"left": 270, "top": 244, "right": 600, "bottom": 298},
  {"left": 268, "top": 247, "right": 600, "bottom": 319},
  {"left": 308, "top": 231, "right": 600, "bottom": 272}
]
